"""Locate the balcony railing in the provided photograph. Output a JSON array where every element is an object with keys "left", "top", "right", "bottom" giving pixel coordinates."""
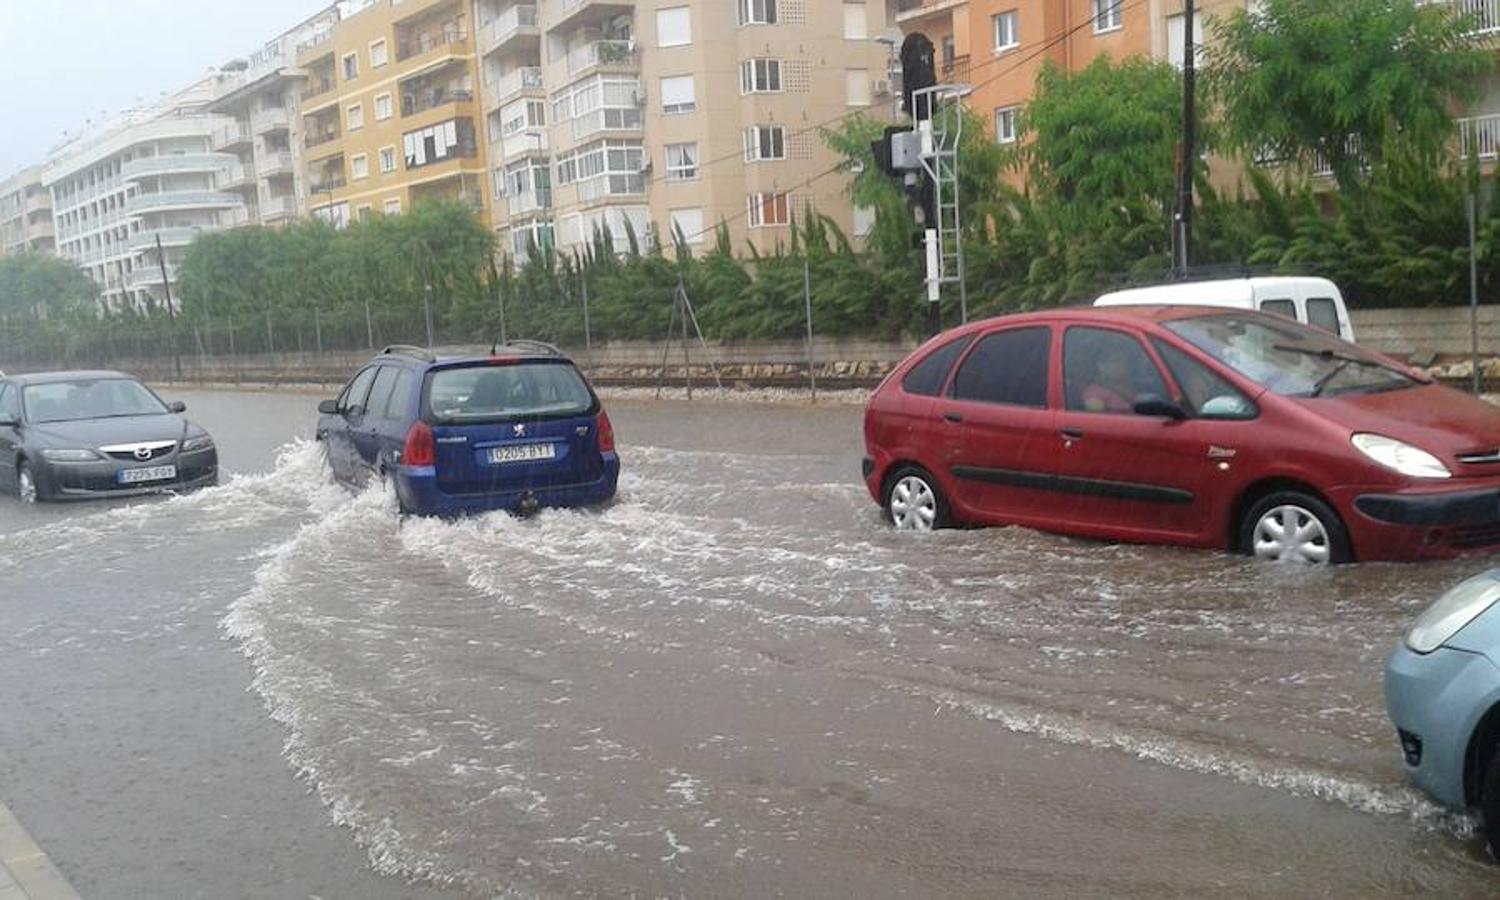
[
  {"left": 402, "top": 87, "right": 476, "bottom": 117},
  {"left": 493, "top": 66, "right": 544, "bottom": 102},
  {"left": 222, "top": 164, "right": 257, "bottom": 189},
  {"left": 305, "top": 128, "right": 342, "bottom": 149},
  {"left": 1420, "top": 0, "right": 1500, "bottom": 36},
  {"left": 211, "top": 124, "right": 253, "bottom": 150},
  {"left": 1461, "top": 114, "right": 1500, "bottom": 160},
  {"left": 502, "top": 128, "right": 548, "bottom": 157},
  {"left": 492, "top": 4, "right": 538, "bottom": 44},
  {"left": 254, "top": 107, "right": 291, "bottom": 134},
  {"left": 126, "top": 227, "right": 204, "bottom": 251},
  {"left": 123, "top": 153, "right": 237, "bottom": 181},
  {"left": 124, "top": 191, "right": 240, "bottom": 215},
  {"left": 506, "top": 186, "right": 552, "bottom": 216},
  {"left": 575, "top": 172, "right": 644, "bottom": 203},
  {"left": 258, "top": 151, "right": 295, "bottom": 177},
  {"left": 309, "top": 177, "right": 348, "bottom": 195},
  {"left": 296, "top": 30, "right": 333, "bottom": 58},
  {"left": 261, "top": 196, "right": 299, "bottom": 219},
  {"left": 126, "top": 265, "right": 179, "bottom": 288},
  {"left": 572, "top": 106, "right": 641, "bottom": 140},
  {"left": 303, "top": 78, "right": 337, "bottom": 102},
  {"left": 566, "top": 39, "right": 635, "bottom": 75},
  {"left": 398, "top": 29, "right": 469, "bottom": 62}
]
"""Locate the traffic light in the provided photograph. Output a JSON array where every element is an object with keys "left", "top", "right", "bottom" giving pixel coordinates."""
[{"left": 900, "top": 33, "right": 936, "bottom": 120}]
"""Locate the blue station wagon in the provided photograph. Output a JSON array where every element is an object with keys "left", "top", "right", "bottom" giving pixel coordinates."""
[{"left": 316, "top": 343, "right": 619, "bottom": 516}]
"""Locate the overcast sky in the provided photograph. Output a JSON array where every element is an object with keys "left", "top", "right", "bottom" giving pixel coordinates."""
[{"left": 0, "top": 0, "right": 330, "bottom": 178}]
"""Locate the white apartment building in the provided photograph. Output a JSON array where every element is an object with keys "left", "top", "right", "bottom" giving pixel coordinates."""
[
  {"left": 41, "top": 79, "right": 248, "bottom": 312},
  {"left": 479, "top": 0, "right": 892, "bottom": 262},
  {"left": 208, "top": 6, "right": 346, "bottom": 227},
  {"left": 0, "top": 166, "right": 54, "bottom": 257}
]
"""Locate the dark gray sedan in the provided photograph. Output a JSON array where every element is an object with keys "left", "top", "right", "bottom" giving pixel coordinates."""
[{"left": 0, "top": 370, "right": 217, "bottom": 502}]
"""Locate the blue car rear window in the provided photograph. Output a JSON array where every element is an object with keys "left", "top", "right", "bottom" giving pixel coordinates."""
[{"left": 426, "top": 363, "right": 593, "bottom": 423}]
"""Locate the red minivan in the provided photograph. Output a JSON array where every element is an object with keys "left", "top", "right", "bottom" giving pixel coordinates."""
[{"left": 863, "top": 306, "right": 1500, "bottom": 563}]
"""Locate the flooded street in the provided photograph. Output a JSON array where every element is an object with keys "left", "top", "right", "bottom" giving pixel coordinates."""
[{"left": 2, "top": 389, "right": 1498, "bottom": 897}]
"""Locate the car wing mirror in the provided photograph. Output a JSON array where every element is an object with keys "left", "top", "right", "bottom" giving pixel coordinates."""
[
  {"left": 318, "top": 399, "right": 340, "bottom": 415},
  {"left": 0, "top": 415, "right": 15, "bottom": 427},
  {"left": 1133, "top": 394, "right": 1188, "bottom": 421},
  {"left": 168, "top": 400, "right": 187, "bottom": 413}
]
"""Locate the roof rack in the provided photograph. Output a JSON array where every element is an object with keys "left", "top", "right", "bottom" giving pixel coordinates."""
[
  {"left": 490, "top": 339, "right": 563, "bottom": 357},
  {"left": 381, "top": 344, "right": 437, "bottom": 362}
]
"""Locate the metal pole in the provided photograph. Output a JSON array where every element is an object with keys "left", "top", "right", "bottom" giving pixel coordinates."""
[
  {"left": 951, "top": 105, "right": 969, "bottom": 325},
  {"left": 1471, "top": 193, "right": 1481, "bottom": 396},
  {"left": 803, "top": 253, "right": 817, "bottom": 402},
  {"left": 155, "top": 233, "right": 183, "bottom": 379},
  {"left": 363, "top": 298, "right": 374, "bottom": 349},
  {"left": 423, "top": 283, "right": 435, "bottom": 348},
  {"left": 1178, "top": 0, "right": 1196, "bottom": 274},
  {"left": 314, "top": 305, "right": 323, "bottom": 353},
  {"left": 265, "top": 308, "right": 274, "bottom": 354},
  {"left": 581, "top": 273, "right": 593, "bottom": 368},
  {"left": 681, "top": 282, "right": 692, "bottom": 401}
]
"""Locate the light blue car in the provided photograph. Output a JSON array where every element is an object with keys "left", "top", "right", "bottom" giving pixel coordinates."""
[{"left": 1386, "top": 569, "right": 1500, "bottom": 857}]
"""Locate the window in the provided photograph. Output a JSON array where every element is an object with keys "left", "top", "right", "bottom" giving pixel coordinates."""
[
  {"left": 342, "top": 52, "right": 359, "bottom": 80},
  {"left": 657, "top": 6, "right": 692, "bottom": 47},
  {"left": 993, "top": 11, "right": 1019, "bottom": 52},
  {"left": 1260, "top": 298, "right": 1296, "bottom": 320},
  {"left": 374, "top": 93, "right": 393, "bottom": 120},
  {"left": 1151, "top": 339, "right": 1257, "bottom": 420},
  {"left": 1307, "top": 298, "right": 1340, "bottom": 335},
  {"left": 668, "top": 208, "right": 704, "bottom": 244},
  {"left": 379, "top": 146, "right": 397, "bottom": 173},
  {"left": 747, "top": 191, "right": 789, "bottom": 227},
  {"left": 384, "top": 197, "right": 402, "bottom": 216},
  {"left": 380, "top": 370, "right": 412, "bottom": 420},
  {"left": 1063, "top": 327, "right": 1167, "bottom": 414},
  {"left": 0, "top": 383, "right": 17, "bottom": 422},
  {"left": 738, "top": 0, "right": 777, "bottom": 26},
  {"left": 339, "top": 366, "right": 378, "bottom": 413},
  {"left": 903, "top": 336, "right": 972, "bottom": 397},
  {"left": 665, "top": 142, "right": 698, "bottom": 181},
  {"left": 370, "top": 39, "right": 388, "bottom": 69},
  {"left": 1093, "top": 0, "right": 1122, "bottom": 33},
  {"left": 843, "top": 2, "right": 867, "bottom": 39},
  {"left": 995, "top": 106, "right": 1019, "bottom": 144},
  {"left": 501, "top": 99, "right": 546, "bottom": 136},
  {"left": 347, "top": 104, "right": 364, "bottom": 131},
  {"left": 846, "top": 69, "right": 871, "bottom": 107},
  {"left": 365, "top": 367, "right": 399, "bottom": 421},
  {"left": 554, "top": 139, "right": 645, "bottom": 201},
  {"left": 660, "top": 75, "right": 696, "bottom": 114},
  {"left": 743, "top": 125, "right": 786, "bottom": 161},
  {"left": 403, "top": 119, "right": 478, "bottom": 169},
  {"left": 351, "top": 154, "right": 369, "bottom": 179},
  {"left": 740, "top": 58, "right": 782, "bottom": 94},
  {"left": 952, "top": 327, "right": 1050, "bottom": 407},
  {"left": 1166, "top": 12, "right": 1204, "bottom": 70}
]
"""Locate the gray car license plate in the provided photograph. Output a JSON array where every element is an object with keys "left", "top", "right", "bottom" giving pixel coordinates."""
[{"left": 118, "top": 465, "right": 176, "bottom": 484}]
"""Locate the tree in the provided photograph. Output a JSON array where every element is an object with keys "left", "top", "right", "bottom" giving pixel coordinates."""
[
  {"left": 0, "top": 252, "right": 99, "bottom": 322},
  {"left": 1208, "top": 0, "right": 1488, "bottom": 192}
]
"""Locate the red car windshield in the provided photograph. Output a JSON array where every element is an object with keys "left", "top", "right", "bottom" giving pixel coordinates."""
[{"left": 1165, "top": 315, "right": 1415, "bottom": 398}]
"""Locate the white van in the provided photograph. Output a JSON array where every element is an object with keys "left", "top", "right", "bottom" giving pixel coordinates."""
[{"left": 1094, "top": 277, "right": 1355, "bottom": 342}]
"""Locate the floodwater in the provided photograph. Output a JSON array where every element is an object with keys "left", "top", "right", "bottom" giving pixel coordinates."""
[{"left": 1, "top": 389, "right": 1498, "bottom": 897}]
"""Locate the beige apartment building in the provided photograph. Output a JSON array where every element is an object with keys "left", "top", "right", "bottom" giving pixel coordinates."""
[
  {"left": 0, "top": 166, "right": 55, "bottom": 257},
  {"left": 208, "top": 6, "right": 346, "bottom": 227},
  {"left": 295, "top": 0, "right": 490, "bottom": 227},
  {"left": 478, "top": 0, "right": 894, "bottom": 262}
]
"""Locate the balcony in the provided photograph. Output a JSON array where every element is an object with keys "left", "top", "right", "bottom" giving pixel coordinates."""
[
  {"left": 505, "top": 185, "right": 551, "bottom": 217},
  {"left": 126, "top": 265, "right": 179, "bottom": 288},
  {"left": 24, "top": 192, "right": 48, "bottom": 214},
  {"left": 1461, "top": 113, "right": 1500, "bottom": 160},
  {"left": 261, "top": 196, "right": 299, "bottom": 222},
  {"left": 566, "top": 39, "right": 636, "bottom": 76},
  {"left": 397, "top": 29, "right": 470, "bottom": 63},
  {"left": 305, "top": 127, "right": 342, "bottom": 149},
  {"left": 124, "top": 191, "right": 240, "bottom": 215},
  {"left": 296, "top": 30, "right": 334, "bottom": 61},
  {"left": 258, "top": 151, "right": 296, "bottom": 178},
  {"left": 308, "top": 176, "right": 348, "bottom": 195},
  {"left": 254, "top": 107, "right": 291, "bottom": 134},
  {"left": 894, "top": 0, "right": 965, "bottom": 23},
  {"left": 126, "top": 226, "right": 205, "bottom": 252},
  {"left": 1420, "top": 1, "right": 1500, "bottom": 37},
  {"left": 211, "top": 124, "right": 254, "bottom": 152},
  {"left": 122, "top": 153, "right": 237, "bottom": 181},
  {"left": 303, "top": 77, "right": 337, "bottom": 103},
  {"left": 550, "top": 0, "right": 634, "bottom": 33},
  {"left": 572, "top": 105, "right": 641, "bottom": 140},
  {"left": 221, "top": 164, "right": 257, "bottom": 191},
  {"left": 501, "top": 128, "right": 548, "bottom": 157},
  {"left": 490, "top": 66, "right": 545, "bottom": 105},
  {"left": 486, "top": 4, "right": 539, "bottom": 52},
  {"left": 575, "top": 172, "right": 643, "bottom": 204},
  {"left": 402, "top": 86, "right": 476, "bottom": 118}
]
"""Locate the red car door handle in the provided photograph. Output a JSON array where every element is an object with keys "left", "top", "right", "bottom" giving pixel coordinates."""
[
  {"left": 943, "top": 412, "right": 964, "bottom": 423},
  {"left": 1060, "top": 427, "right": 1084, "bottom": 440}
]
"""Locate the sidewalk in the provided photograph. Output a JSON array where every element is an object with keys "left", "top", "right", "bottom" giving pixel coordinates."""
[{"left": 0, "top": 802, "right": 79, "bottom": 900}]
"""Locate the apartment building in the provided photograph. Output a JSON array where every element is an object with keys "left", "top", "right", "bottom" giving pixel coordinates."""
[
  {"left": 0, "top": 167, "right": 54, "bottom": 257},
  {"left": 40, "top": 79, "right": 248, "bottom": 312},
  {"left": 478, "top": 0, "right": 893, "bottom": 262},
  {"left": 893, "top": 0, "right": 1500, "bottom": 177},
  {"left": 295, "top": 0, "right": 489, "bottom": 228},
  {"left": 208, "top": 6, "right": 345, "bottom": 227}
]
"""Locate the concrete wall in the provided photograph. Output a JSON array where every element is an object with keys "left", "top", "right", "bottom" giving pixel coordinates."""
[{"left": 1349, "top": 305, "right": 1500, "bottom": 359}]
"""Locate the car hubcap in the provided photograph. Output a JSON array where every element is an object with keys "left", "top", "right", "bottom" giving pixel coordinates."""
[
  {"left": 890, "top": 475, "right": 937, "bottom": 531},
  {"left": 1252, "top": 504, "right": 1331, "bottom": 564},
  {"left": 17, "top": 468, "right": 35, "bottom": 504}
]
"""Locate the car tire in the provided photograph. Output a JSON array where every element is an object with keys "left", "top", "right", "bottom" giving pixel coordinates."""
[
  {"left": 379, "top": 467, "right": 408, "bottom": 516},
  {"left": 1238, "top": 491, "right": 1351, "bottom": 565},
  {"left": 1482, "top": 743, "right": 1500, "bottom": 861},
  {"left": 16, "top": 460, "right": 40, "bottom": 504},
  {"left": 884, "top": 466, "right": 949, "bottom": 532}
]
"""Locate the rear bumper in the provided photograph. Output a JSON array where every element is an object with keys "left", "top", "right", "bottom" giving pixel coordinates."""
[
  {"left": 1337, "top": 483, "right": 1500, "bottom": 559},
  {"left": 38, "top": 450, "right": 219, "bottom": 500},
  {"left": 1385, "top": 643, "right": 1500, "bottom": 809},
  {"left": 395, "top": 454, "right": 620, "bottom": 517}
]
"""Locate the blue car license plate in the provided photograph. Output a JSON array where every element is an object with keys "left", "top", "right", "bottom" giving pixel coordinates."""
[{"left": 488, "top": 444, "right": 556, "bottom": 465}]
